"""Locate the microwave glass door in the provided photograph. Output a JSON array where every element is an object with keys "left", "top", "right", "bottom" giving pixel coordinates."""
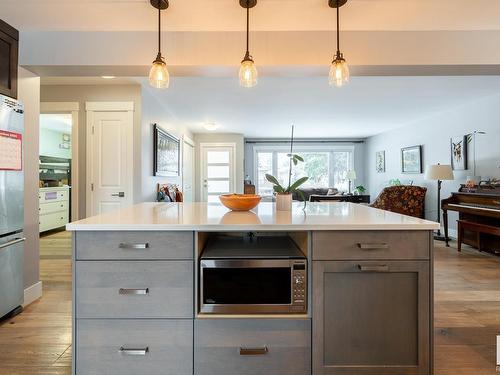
[{"left": 203, "top": 267, "right": 291, "bottom": 305}]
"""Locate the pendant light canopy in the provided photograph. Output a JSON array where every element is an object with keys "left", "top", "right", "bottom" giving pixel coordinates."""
[
  {"left": 328, "top": 0, "right": 349, "bottom": 87},
  {"left": 149, "top": 0, "right": 170, "bottom": 89},
  {"left": 239, "top": 0, "right": 258, "bottom": 88}
]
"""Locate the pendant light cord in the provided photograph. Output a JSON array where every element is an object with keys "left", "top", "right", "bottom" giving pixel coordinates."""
[
  {"left": 336, "top": 4, "right": 340, "bottom": 55},
  {"left": 158, "top": 5, "right": 161, "bottom": 54},
  {"left": 246, "top": 1, "right": 250, "bottom": 55}
]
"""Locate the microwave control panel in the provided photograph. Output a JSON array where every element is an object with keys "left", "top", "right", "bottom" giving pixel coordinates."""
[{"left": 292, "top": 261, "right": 307, "bottom": 312}]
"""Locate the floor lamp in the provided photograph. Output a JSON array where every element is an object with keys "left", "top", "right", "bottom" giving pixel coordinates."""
[{"left": 425, "top": 164, "right": 454, "bottom": 240}]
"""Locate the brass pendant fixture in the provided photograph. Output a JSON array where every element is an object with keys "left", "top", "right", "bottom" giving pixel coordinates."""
[
  {"left": 328, "top": 0, "right": 349, "bottom": 87},
  {"left": 239, "top": 0, "right": 258, "bottom": 88},
  {"left": 149, "top": 0, "right": 170, "bottom": 89}
]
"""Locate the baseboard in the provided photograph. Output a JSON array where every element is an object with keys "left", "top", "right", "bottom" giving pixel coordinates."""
[
  {"left": 23, "top": 281, "right": 43, "bottom": 307},
  {"left": 448, "top": 229, "right": 457, "bottom": 240}
]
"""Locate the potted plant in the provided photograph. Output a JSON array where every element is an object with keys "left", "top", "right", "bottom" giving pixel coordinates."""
[
  {"left": 354, "top": 185, "right": 366, "bottom": 195},
  {"left": 265, "top": 126, "right": 309, "bottom": 210}
]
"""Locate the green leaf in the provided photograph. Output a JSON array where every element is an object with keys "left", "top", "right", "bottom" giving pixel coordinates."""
[
  {"left": 294, "top": 155, "right": 304, "bottom": 162},
  {"left": 265, "top": 174, "right": 281, "bottom": 186},
  {"left": 289, "top": 176, "right": 309, "bottom": 192},
  {"left": 296, "top": 189, "right": 308, "bottom": 210},
  {"left": 293, "top": 158, "right": 298, "bottom": 166},
  {"left": 273, "top": 185, "right": 285, "bottom": 193}
]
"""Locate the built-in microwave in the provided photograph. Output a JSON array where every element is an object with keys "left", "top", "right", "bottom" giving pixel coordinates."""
[{"left": 199, "top": 235, "right": 307, "bottom": 315}]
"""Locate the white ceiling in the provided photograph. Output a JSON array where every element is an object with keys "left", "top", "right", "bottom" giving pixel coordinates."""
[
  {"left": 40, "top": 114, "right": 72, "bottom": 133},
  {"left": 140, "top": 75, "right": 500, "bottom": 138},
  {"left": 3, "top": 0, "right": 500, "bottom": 32}
]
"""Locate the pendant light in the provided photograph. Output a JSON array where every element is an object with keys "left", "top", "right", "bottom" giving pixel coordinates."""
[
  {"left": 239, "top": 0, "right": 258, "bottom": 88},
  {"left": 328, "top": 0, "right": 349, "bottom": 87},
  {"left": 149, "top": 0, "right": 170, "bottom": 89}
]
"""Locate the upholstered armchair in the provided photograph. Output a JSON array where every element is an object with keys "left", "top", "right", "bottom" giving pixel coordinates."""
[{"left": 370, "top": 185, "right": 427, "bottom": 219}]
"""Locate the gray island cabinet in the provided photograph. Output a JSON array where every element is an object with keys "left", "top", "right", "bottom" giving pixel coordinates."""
[{"left": 67, "top": 202, "right": 437, "bottom": 375}]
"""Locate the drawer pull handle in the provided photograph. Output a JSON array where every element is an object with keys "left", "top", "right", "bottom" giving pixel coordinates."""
[
  {"left": 119, "top": 288, "right": 149, "bottom": 295},
  {"left": 119, "top": 347, "right": 149, "bottom": 356},
  {"left": 357, "top": 243, "right": 389, "bottom": 250},
  {"left": 239, "top": 347, "right": 268, "bottom": 356},
  {"left": 358, "top": 264, "right": 389, "bottom": 272},
  {"left": 119, "top": 243, "right": 150, "bottom": 250}
]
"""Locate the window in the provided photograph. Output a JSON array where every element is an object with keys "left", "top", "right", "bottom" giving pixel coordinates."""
[{"left": 254, "top": 147, "right": 353, "bottom": 196}]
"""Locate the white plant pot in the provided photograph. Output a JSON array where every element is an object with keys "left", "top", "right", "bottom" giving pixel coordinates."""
[{"left": 276, "top": 193, "right": 292, "bottom": 211}]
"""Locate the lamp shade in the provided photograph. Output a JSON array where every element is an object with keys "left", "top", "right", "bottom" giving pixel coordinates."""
[
  {"left": 346, "top": 170, "right": 357, "bottom": 180},
  {"left": 425, "top": 164, "right": 454, "bottom": 180}
]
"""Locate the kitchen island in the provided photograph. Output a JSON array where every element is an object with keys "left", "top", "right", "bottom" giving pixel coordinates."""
[{"left": 67, "top": 202, "right": 438, "bottom": 375}]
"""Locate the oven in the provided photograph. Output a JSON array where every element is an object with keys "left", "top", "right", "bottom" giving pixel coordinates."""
[{"left": 199, "top": 236, "right": 307, "bottom": 315}]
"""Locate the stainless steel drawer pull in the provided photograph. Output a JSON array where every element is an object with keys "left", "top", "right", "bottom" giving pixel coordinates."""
[
  {"left": 119, "top": 288, "right": 149, "bottom": 295},
  {"left": 118, "top": 243, "right": 150, "bottom": 250},
  {"left": 0, "top": 237, "right": 26, "bottom": 250},
  {"left": 239, "top": 347, "right": 268, "bottom": 356},
  {"left": 357, "top": 243, "right": 389, "bottom": 250},
  {"left": 119, "top": 347, "right": 149, "bottom": 356},
  {"left": 358, "top": 264, "right": 389, "bottom": 272}
]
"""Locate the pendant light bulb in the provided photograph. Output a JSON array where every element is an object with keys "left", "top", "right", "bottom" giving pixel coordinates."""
[
  {"left": 329, "top": 54, "right": 349, "bottom": 87},
  {"left": 329, "top": 0, "right": 349, "bottom": 87},
  {"left": 149, "top": 53, "right": 170, "bottom": 89},
  {"left": 239, "top": 0, "right": 258, "bottom": 88},
  {"left": 239, "top": 55, "right": 258, "bottom": 88},
  {"left": 149, "top": 0, "right": 169, "bottom": 89}
]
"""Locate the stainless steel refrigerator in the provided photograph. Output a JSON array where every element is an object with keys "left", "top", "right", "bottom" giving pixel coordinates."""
[{"left": 0, "top": 94, "right": 24, "bottom": 319}]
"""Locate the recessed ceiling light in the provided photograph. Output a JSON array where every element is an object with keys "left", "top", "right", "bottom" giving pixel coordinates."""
[
  {"left": 203, "top": 122, "right": 220, "bottom": 131},
  {"left": 101, "top": 76, "right": 116, "bottom": 79}
]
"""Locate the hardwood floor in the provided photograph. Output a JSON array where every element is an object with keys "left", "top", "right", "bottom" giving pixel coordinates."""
[
  {"left": 0, "top": 230, "right": 72, "bottom": 375},
  {"left": 0, "top": 231, "right": 499, "bottom": 374}
]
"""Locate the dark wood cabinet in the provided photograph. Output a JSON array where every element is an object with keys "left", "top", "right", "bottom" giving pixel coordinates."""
[
  {"left": 0, "top": 19, "right": 19, "bottom": 99},
  {"left": 313, "top": 260, "right": 431, "bottom": 375}
]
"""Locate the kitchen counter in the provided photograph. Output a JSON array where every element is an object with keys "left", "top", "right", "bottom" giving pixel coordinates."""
[
  {"left": 66, "top": 201, "right": 438, "bottom": 231},
  {"left": 69, "top": 201, "right": 436, "bottom": 375}
]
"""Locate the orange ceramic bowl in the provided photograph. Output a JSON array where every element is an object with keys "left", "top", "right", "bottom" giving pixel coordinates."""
[{"left": 219, "top": 194, "right": 262, "bottom": 211}]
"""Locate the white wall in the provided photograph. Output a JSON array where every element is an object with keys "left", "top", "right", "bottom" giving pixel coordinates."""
[
  {"left": 140, "top": 86, "right": 194, "bottom": 202},
  {"left": 194, "top": 133, "right": 245, "bottom": 202},
  {"left": 365, "top": 94, "right": 500, "bottom": 229},
  {"left": 18, "top": 67, "right": 40, "bottom": 289}
]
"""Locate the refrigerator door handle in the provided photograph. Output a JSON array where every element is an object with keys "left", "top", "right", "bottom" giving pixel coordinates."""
[{"left": 0, "top": 237, "right": 26, "bottom": 250}]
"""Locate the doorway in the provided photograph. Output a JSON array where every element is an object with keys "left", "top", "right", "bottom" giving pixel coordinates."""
[{"left": 200, "top": 143, "right": 236, "bottom": 202}]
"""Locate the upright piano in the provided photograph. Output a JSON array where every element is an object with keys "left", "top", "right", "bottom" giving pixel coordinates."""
[{"left": 442, "top": 184, "right": 500, "bottom": 254}]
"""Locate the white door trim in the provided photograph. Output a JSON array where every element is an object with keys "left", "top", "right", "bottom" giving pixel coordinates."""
[
  {"left": 199, "top": 142, "right": 237, "bottom": 202},
  {"left": 85, "top": 102, "right": 134, "bottom": 217},
  {"left": 40, "top": 101, "right": 80, "bottom": 221}
]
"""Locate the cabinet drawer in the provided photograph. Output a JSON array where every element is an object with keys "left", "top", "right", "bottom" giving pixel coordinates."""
[
  {"left": 312, "top": 231, "right": 430, "bottom": 260},
  {"left": 76, "top": 231, "right": 194, "bottom": 260},
  {"left": 39, "top": 200, "right": 68, "bottom": 215},
  {"left": 195, "top": 319, "right": 311, "bottom": 375},
  {"left": 39, "top": 189, "right": 68, "bottom": 204},
  {"left": 39, "top": 211, "right": 69, "bottom": 232},
  {"left": 76, "top": 261, "right": 193, "bottom": 318},
  {"left": 76, "top": 319, "right": 193, "bottom": 375}
]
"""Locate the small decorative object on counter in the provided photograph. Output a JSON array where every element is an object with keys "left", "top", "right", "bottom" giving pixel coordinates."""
[
  {"left": 219, "top": 194, "right": 261, "bottom": 211},
  {"left": 264, "top": 125, "right": 309, "bottom": 211}
]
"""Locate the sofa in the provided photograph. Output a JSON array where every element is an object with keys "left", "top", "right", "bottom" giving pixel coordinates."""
[{"left": 292, "top": 188, "right": 339, "bottom": 202}]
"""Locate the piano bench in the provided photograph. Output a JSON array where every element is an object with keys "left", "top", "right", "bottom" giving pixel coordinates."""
[{"left": 457, "top": 220, "right": 500, "bottom": 252}]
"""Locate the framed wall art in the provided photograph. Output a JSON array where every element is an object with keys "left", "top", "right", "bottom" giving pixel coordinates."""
[
  {"left": 153, "top": 124, "right": 180, "bottom": 177},
  {"left": 375, "top": 150, "right": 385, "bottom": 173},
  {"left": 450, "top": 135, "right": 467, "bottom": 170},
  {"left": 401, "top": 145, "right": 422, "bottom": 174}
]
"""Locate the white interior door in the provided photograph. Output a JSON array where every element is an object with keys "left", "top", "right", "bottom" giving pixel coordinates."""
[
  {"left": 201, "top": 144, "right": 235, "bottom": 202},
  {"left": 182, "top": 138, "right": 195, "bottom": 202},
  {"left": 86, "top": 103, "right": 134, "bottom": 216}
]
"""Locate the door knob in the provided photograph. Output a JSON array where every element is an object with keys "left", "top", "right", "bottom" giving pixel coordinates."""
[{"left": 111, "top": 192, "right": 125, "bottom": 197}]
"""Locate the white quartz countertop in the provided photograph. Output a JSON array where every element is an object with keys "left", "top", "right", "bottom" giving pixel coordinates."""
[{"left": 66, "top": 202, "right": 439, "bottom": 231}]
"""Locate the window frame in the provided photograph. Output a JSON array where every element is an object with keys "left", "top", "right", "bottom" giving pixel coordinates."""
[{"left": 253, "top": 145, "right": 355, "bottom": 196}]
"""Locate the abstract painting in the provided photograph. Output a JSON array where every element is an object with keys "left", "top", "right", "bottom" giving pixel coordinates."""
[{"left": 401, "top": 145, "right": 422, "bottom": 174}]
